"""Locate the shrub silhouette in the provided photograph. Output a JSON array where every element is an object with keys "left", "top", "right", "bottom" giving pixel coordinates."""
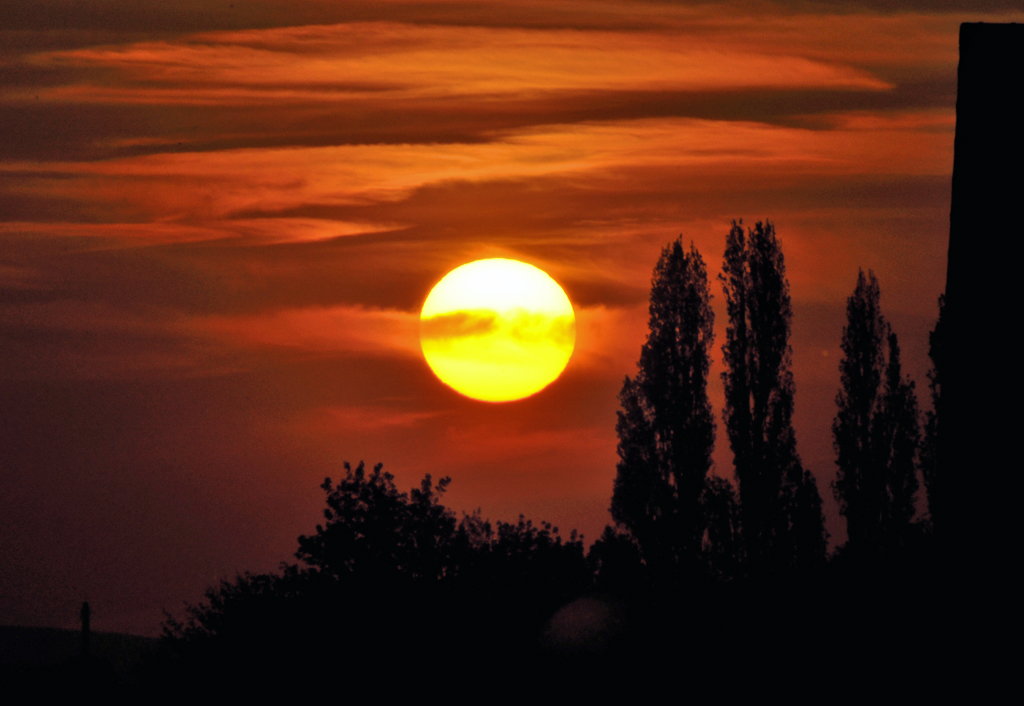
[{"left": 153, "top": 462, "right": 589, "bottom": 688}]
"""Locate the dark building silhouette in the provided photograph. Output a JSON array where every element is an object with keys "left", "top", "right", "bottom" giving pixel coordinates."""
[{"left": 942, "top": 23, "right": 1022, "bottom": 578}]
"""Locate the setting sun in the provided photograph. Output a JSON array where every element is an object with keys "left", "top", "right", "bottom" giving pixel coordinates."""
[{"left": 420, "top": 259, "right": 576, "bottom": 402}]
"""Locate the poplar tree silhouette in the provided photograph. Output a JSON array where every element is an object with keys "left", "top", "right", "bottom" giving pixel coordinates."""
[
  {"left": 699, "top": 475, "right": 742, "bottom": 580},
  {"left": 876, "top": 332, "right": 920, "bottom": 549},
  {"left": 833, "top": 270, "right": 921, "bottom": 558},
  {"left": 720, "top": 220, "right": 826, "bottom": 575},
  {"left": 611, "top": 238, "right": 717, "bottom": 580},
  {"left": 920, "top": 294, "right": 945, "bottom": 533}
]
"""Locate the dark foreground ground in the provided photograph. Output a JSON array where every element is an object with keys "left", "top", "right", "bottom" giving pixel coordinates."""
[
  {"left": 0, "top": 555, "right": 987, "bottom": 698},
  {"left": 0, "top": 625, "right": 155, "bottom": 687}
]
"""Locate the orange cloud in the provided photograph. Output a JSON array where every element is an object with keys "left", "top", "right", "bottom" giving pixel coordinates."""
[
  {"left": 420, "top": 310, "right": 499, "bottom": 339},
  {"left": 0, "top": 218, "right": 398, "bottom": 245},
  {"left": 2, "top": 112, "right": 954, "bottom": 225},
  {"left": 297, "top": 404, "right": 443, "bottom": 435},
  {"left": 26, "top": 20, "right": 891, "bottom": 107}
]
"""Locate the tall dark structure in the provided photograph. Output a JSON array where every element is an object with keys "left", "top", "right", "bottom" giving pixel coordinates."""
[{"left": 942, "top": 23, "right": 1022, "bottom": 574}]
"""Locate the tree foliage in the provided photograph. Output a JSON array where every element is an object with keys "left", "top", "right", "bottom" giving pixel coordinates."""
[
  {"left": 295, "top": 462, "right": 589, "bottom": 604},
  {"left": 157, "top": 461, "right": 590, "bottom": 686},
  {"left": 295, "top": 461, "right": 458, "bottom": 585},
  {"left": 699, "top": 476, "right": 742, "bottom": 580},
  {"left": 611, "top": 238, "right": 718, "bottom": 578},
  {"left": 833, "top": 270, "right": 921, "bottom": 558},
  {"left": 720, "top": 220, "right": 826, "bottom": 574},
  {"left": 920, "top": 294, "right": 945, "bottom": 531},
  {"left": 588, "top": 526, "right": 647, "bottom": 594}
]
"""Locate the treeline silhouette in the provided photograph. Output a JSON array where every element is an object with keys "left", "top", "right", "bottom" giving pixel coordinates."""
[
  {"left": 144, "top": 221, "right": 951, "bottom": 692},
  {"left": 610, "top": 222, "right": 944, "bottom": 584}
]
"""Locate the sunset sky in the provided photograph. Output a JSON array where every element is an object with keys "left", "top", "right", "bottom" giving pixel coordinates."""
[{"left": 3, "top": 0, "right": 1020, "bottom": 636}]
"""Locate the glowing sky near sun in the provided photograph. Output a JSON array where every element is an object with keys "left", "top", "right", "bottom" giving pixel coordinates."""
[{"left": 2, "top": 0, "right": 1020, "bottom": 636}]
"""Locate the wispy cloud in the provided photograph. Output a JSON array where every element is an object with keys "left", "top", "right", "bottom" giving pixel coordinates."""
[
  {"left": 421, "top": 308, "right": 574, "bottom": 347},
  {"left": 297, "top": 404, "right": 443, "bottom": 435},
  {"left": 1, "top": 112, "right": 955, "bottom": 225},
  {"left": 420, "top": 309, "right": 499, "bottom": 339},
  {"left": 27, "top": 22, "right": 891, "bottom": 106}
]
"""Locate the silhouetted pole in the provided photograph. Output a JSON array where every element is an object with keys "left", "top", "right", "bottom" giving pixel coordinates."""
[
  {"left": 943, "top": 23, "right": 1022, "bottom": 578},
  {"left": 80, "top": 601, "right": 91, "bottom": 659}
]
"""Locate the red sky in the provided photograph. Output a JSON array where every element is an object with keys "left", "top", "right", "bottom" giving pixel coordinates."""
[{"left": 2, "top": 0, "right": 1019, "bottom": 636}]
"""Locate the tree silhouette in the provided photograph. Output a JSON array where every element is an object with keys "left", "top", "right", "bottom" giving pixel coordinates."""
[
  {"left": 155, "top": 461, "right": 590, "bottom": 688},
  {"left": 833, "top": 270, "right": 921, "bottom": 558},
  {"left": 719, "top": 220, "right": 826, "bottom": 575},
  {"left": 920, "top": 294, "right": 945, "bottom": 533},
  {"left": 611, "top": 238, "right": 717, "bottom": 580},
  {"left": 474, "top": 516, "right": 590, "bottom": 633},
  {"left": 877, "top": 332, "right": 921, "bottom": 548},
  {"left": 295, "top": 461, "right": 589, "bottom": 621},
  {"left": 295, "top": 461, "right": 458, "bottom": 585},
  {"left": 699, "top": 476, "right": 742, "bottom": 580},
  {"left": 588, "top": 526, "right": 646, "bottom": 594}
]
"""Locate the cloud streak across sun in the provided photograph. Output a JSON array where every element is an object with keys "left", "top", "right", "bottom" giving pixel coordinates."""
[{"left": 421, "top": 310, "right": 575, "bottom": 348}]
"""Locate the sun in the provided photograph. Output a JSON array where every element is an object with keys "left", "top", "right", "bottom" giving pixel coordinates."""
[{"left": 420, "top": 259, "right": 576, "bottom": 402}]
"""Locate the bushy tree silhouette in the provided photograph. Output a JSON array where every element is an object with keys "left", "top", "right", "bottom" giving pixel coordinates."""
[
  {"left": 720, "top": 220, "right": 826, "bottom": 575},
  {"left": 611, "top": 238, "right": 719, "bottom": 580},
  {"left": 295, "top": 461, "right": 457, "bottom": 584},
  {"left": 833, "top": 270, "right": 921, "bottom": 558},
  {"left": 588, "top": 526, "right": 646, "bottom": 594},
  {"left": 155, "top": 461, "right": 589, "bottom": 688}
]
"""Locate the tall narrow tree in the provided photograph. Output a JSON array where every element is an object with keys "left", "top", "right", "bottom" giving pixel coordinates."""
[
  {"left": 833, "top": 270, "right": 886, "bottom": 555},
  {"left": 720, "top": 220, "right": 826, "bottom": 574},
  {"left": 611, "top": 238, "right": 716, "bottom": 579},
  {"left": 920, "top": 295, "right": 945, "bottom": 533},
  {"left": 876, "top": 332, "right": 921, "bottom": 550},
  {"left": 833, "top": 270, "right": 921, "bottom": 558}
]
